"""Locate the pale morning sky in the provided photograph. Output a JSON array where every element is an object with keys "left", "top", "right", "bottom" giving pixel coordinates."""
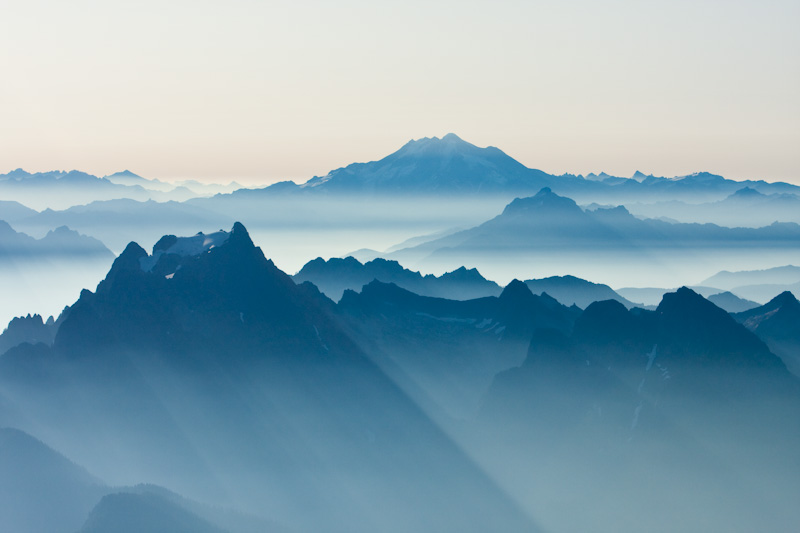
[{"left": 1, "top": 0, "right": 798, "bottom": 185}]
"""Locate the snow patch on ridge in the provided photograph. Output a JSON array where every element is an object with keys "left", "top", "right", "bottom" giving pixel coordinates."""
[{"left": 139, "top": 231, "right": 230, "bottom": 272}]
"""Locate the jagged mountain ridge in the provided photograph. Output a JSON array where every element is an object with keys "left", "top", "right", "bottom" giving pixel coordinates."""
[
  {"left": 336, "top": 279, "right": 579, "bottom": 418},
  {"left": 294, "top": 256, "right": 502, "bottom": 301},
  {"left": 471, "top": 288, "right": 800, "bottom": 531},
  {"left": 0, "top": 222, "right": 536, "bottom": 533},
  {"left": 394, "top": 187, "right": 800, "bottom": 254},
  {"left": 734, "top": 291, "right": 800, "bottom": 376}
]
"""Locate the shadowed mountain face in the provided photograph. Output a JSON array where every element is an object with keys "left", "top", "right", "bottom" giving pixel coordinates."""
[
  {"left": 0, "top": 223, "right": 536, "bottom": 533},
  {"left": 472, "top": 288, "right": 800, "bottom": 532},
  {"left": 294, "top": 256, "right": 501, "bottom": 301},
  {"left": 523, "top": 275, "right": 638, "bottom": 309},
  {"left": 0, "top": 428, "right": 106, "bottom": 533},
  {"left": 336, "top": 279, "right": 578, "bottom": 418},
  {"left": 734, "top": 292, "right": 800, "bottom": 376},
  {"left": 0, "top": 314, "right": 59, "bottom": 356}
]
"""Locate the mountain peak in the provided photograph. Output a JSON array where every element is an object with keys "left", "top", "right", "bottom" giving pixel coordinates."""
[
  {"left": 441, "top": 132, "right": 464, "bottom": 143},
  {"left": 499, "top": 279, "right": 535, "bottom": 304},
  {"left": 230, "top": 221, "right": 253, "bottom": 245},
  {"left": 769, "top": 290, "right": 800, "bottom": 308},
  {"left": 397, "top": 133, "right": 476, "bottom": 154},
  {"left": 501, "top": 188, "right": 581, "bottom": 216},
  {"left": 729, "top": 187, "right": 764, "bottom": 199}
]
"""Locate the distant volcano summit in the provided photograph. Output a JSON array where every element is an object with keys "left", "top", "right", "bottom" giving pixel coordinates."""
[{"left": 298, "top": 133, "right": 554, "bottom": 194}]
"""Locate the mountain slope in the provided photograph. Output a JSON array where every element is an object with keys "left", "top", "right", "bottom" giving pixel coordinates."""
[
  {"left": 734, "top": 292, "right": 800, "bottom": 376},
  {"left": 523, "top": 275, "right": 638, "bottom": 309},
  {"left": 337, "top": 279, "right": 578, "bottom": 418},
  {"left": 298, "top": 133, "right": 555, "bottom": 194},
  {"left": 0, "top": 427, "right": 106, "bottom": 533},
  {"left": 471, "top": 288, "right": 800, "bottom": 532},
  {"left": 385, "top": 188, "right": 800, "bottom": 287},
  {"left": 0, "top": 222, "right": 536, "bottom": 533},
  {"left": 294, "top": 256, "right": 501, "bottom": 301}
]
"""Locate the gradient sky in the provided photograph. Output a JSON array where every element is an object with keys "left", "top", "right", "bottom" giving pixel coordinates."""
[{"left": 1, "top": 0, "right": 798, "bottom": 185}]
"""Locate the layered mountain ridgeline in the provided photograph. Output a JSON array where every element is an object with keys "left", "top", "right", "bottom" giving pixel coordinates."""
[
  {"left": 294, "top": 256, "right": 637, "bottom": 309},
  {"left": 0, "top": 426, "right": 283, "bottom": 533},
  {"left": 15, "top": 199, "right": 234, "bottom": 253},
  {"left": 2, "top": 223, "right": 799, "bottom": 532},
  {"left": 0, "top": 223, "right": 535, "bottom": 533},
  {"left": 0, "top": 199, "right": 37, "bottom": 224},
  {"left": 701, "top": 265, "right": 800, "bottom": 303},
  {"left": 200, "top": 134, "right": 799, "bottom": 202},
  {"left": 0, "top": 221, "right": 115, "bottom": 327},
  {"left": 706, "top": 291, "right": 760, "bottom": 313},
  {"left": 523, "top": 275, "right": 639, "bottom": 309},
  {"left": 293, "top": 256, "right": 502, "bottom": 301},
  {"left": 735, "top": 292, "right": 800, "bottom": 376},
  {"left": 469, "top": 288, "right": 800, "bottom": 532},
  {"left": 392, "top": 187, "right": 800, "bottom": 256},
  {"left": 335, "top": 279, "right": 579, "bottom": 419},
  {"left": 383, "top": 187, "right": 800, "bottom": 287},
  {"left": 626, "top": 187, "right": 800, "bottom": 226},
  {"left": 0, "top": 169, "right": 240, "bottom": 210},
  {"left": 0, "top": 220, "right": 113, "bottom": 260},
  {"left": 0, "top": 427, "right": 106, "bottom": 533},
  {"left": 704, "top": 264, "right": 800, "bottom": 289},
  {"left": 0, "top": 313, "right": 60, "bottom": 355},
  {"left": 7, "top": 136, "right": 800, "bottom": 215}
]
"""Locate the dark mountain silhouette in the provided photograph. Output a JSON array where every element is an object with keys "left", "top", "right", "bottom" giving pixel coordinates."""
[
  {"left": 0, "top": 222, "right": 536, "bottom": 533},
  {"left": 734, "top": 292, "right": 800, "bottom": 376},
  {"left": 473, "top": 288, "right": 800, "bottom": 531},
  {"left": 336, "top": 279, "right": 578, "bottom": 418},
  {"left": 294, "top": 256, "right": 501, "bottom": 301},
  {"left": 0, "top": 427, "right": 106, "bottom": 533},
  {"left": 523, "top": 275, "right": 638, "bottom": 309},
  {"left": 0, "top": 313, "right": 59, "bottom": 355}
]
